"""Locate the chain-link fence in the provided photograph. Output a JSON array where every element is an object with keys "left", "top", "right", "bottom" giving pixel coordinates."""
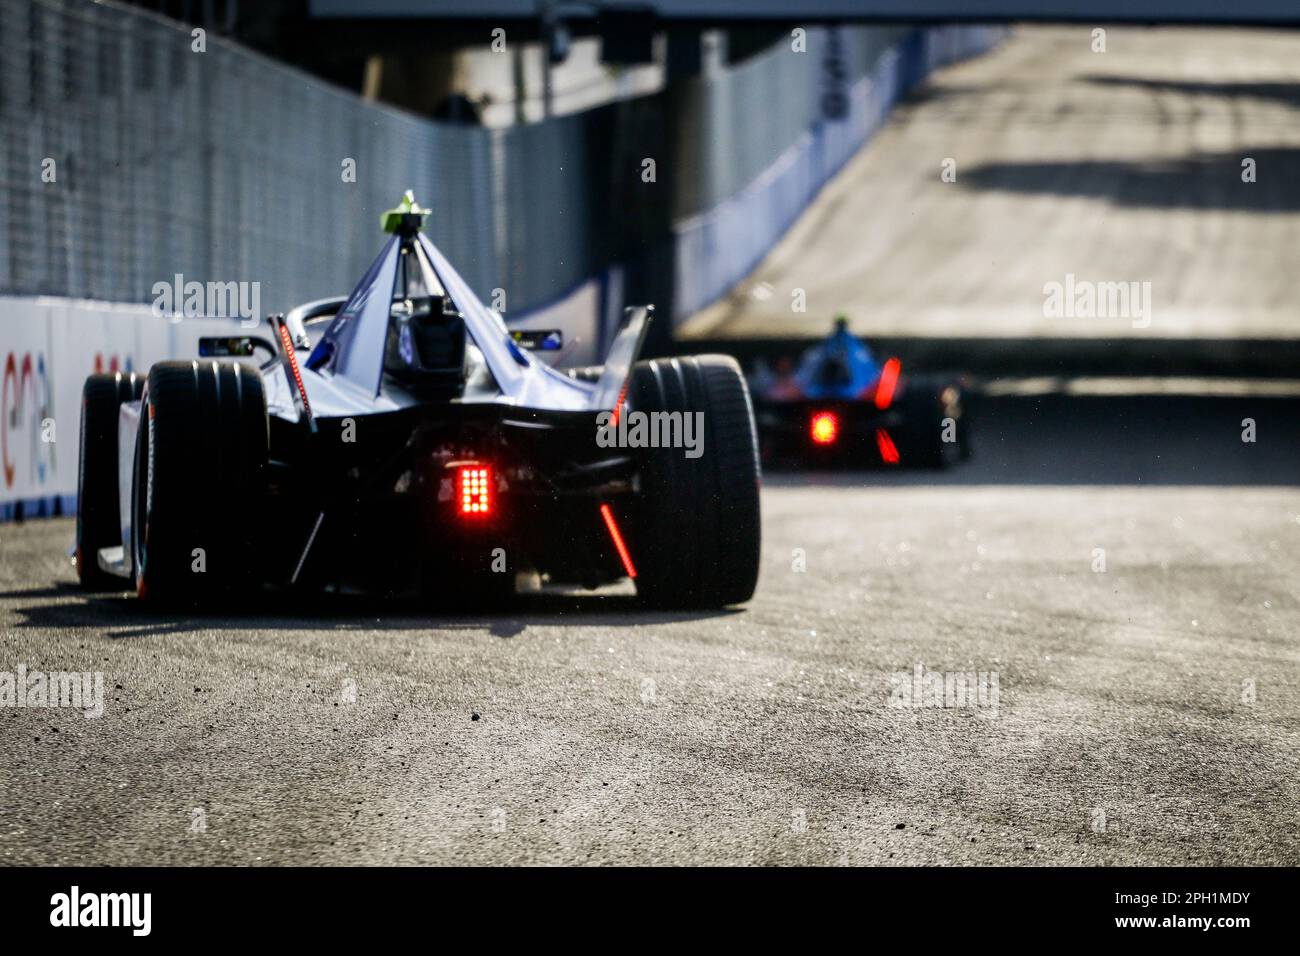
[
  {"left": 1, "top": 0, "right": 497, "bottom": 311},
  {"left": 1, "top": 1, "right": 977, "bottom": 322},
  {"left": 672, "top": 26, "right": 910, "bottom": 219}
]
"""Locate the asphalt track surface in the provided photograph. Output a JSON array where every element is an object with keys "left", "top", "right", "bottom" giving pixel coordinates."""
[
  {"left": 1, "top": 389, "right": 1298, "bottom": 866},
  {"left": 4, "top": 26, "right": 1300, "bottom": 866}
]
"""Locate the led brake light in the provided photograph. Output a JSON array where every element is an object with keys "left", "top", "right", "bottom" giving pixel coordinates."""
[{"left": 457, "top": 466, "right": 492, "bottom": 516}]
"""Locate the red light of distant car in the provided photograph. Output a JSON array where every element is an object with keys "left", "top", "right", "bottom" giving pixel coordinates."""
[
  {"left": 875, "top": 428, "right": 900, "bottom": 464},
  {"left": 875, "top": 358, "right": 901, "bottom": 410},
  {"left": 810, "top": 411, "right": 839, "bottom": 445},
  {"left": 457, "top": 466, "right": 492, "bottom": 516}
]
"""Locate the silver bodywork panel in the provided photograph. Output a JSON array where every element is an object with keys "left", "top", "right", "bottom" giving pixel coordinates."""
[
  {"left": 301, "top": 230, "right": 611, "bottom": 416},
  {"left": 102, "top": 226, "right": 651, "bottom": 576}
]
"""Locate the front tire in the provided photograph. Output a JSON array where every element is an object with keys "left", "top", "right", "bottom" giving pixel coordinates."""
[
  {"left": 628, "top": 355, "right": 761, "bottom": 608},
  {"left": 132, "top": 361, "right": 268, "bottom": 605}
]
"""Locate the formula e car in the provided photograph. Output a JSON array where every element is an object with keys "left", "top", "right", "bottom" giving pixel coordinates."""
[
  {"left": 74, "top": 193, "right": 761, "bottom": 609},
  {"left": 749, "top": 318, "right": 968, "bottom": 468}
]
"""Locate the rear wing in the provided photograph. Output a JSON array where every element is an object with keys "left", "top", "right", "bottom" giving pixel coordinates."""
[{"left": 590, "top": 306, "right": 652, "bottom": 413}]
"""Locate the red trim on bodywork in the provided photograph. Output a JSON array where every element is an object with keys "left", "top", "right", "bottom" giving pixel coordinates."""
[
  {"left": 609, "top": 377, "right": 631, "bottom": 426},
  {"left": 599, "top": 503, "right": 637, "bottom": 579},
  {"left": 278, "top": 323, "right": 313, "bottom": 420}
]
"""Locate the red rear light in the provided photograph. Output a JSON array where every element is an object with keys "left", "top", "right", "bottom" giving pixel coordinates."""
[
  {"left": 875, "top": 358, "right": 901, "bottom": 410},
  {"left": 875, "top": 428, "right": 900, "bottom": 464},
  {"left": 810, "top": 411, "right": 839, "bottom": 445},
  {"left": 457, "top": 466, "right": 492, "bottom": 516}
]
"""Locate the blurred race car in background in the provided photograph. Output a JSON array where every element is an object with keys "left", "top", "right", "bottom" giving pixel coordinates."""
[
  {"left": 74, "top": 193, "right": 761, "bottom": 609},
  {"left": 748, "top": 318, "right": 969, "bottom": 468}
]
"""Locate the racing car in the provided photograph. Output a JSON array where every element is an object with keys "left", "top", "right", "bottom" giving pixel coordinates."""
[
  {"left": 74, "top": 193, "right": 761, "bottom": 609},
  {"left": 749, "top": 317, "right": 968, "bottom": 468}
]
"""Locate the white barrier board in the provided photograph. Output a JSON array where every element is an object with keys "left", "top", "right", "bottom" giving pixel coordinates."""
[{"left": 1, "top": 297, "right": 253, "bottom": 517}]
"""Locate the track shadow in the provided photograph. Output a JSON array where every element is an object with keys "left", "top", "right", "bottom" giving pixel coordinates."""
[
  {"left": 679, "top": 335, "right": 1300, "bottom": 379},
  {"left": 0, "top": 582, "right": 84, "bottom": 600},
  {"left": 960, "top": 146, "right": 1300, "bottom": 211},
  {"left": 1084, "top": 75, "right": 1300, "bottom": 111},
  {"left": 762, "top": 392, "right": 1300, "bottom": 487},
  {"left": 3, "top": 588, "right": 741, "bottom": 641},
  {"left": 894, "top": 82, "right": 994, "bottom": 106}
]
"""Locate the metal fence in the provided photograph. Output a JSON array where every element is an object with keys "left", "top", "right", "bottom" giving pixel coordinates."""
[
  {"left": 673, "top": 26, "right": 910, "bottom": 219},
  {"left": 1, "top": 0, "right": 497, "bottom": 311},
  {"left": 0, "top": 0, "right": 945, "bottom": 320}
]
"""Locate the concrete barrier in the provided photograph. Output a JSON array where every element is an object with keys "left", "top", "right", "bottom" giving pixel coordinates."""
[{"left": 0, "top": 296, "right": 256, "bottom": 519}]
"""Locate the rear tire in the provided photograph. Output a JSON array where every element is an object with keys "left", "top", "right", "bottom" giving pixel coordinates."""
[
  {"left": 131, "top": 361, "right": 268, "bottom": 606},
  {"left": 897, "top": 380, "right": 962, "bottom": 469},
  {"left": 628, "top": 355, "right": 761, "bottom": 608},
  {"left": 76, "top": 372, "right": 143, "bottom": 590}
]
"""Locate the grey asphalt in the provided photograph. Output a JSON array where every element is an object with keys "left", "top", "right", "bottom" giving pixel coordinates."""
[
  {"left": 1, "top": 391, "right": 1298, "bottom": 866},
  {"left": 682, "top": 25, "right": 1300, "bottom": 342},
  {"left": 4, "top": 24, "right": 1300, "bottom": 867}
]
